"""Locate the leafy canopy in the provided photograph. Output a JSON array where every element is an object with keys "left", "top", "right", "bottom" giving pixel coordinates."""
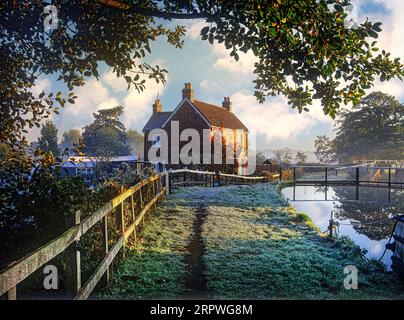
[
  {"left": 127, "top": 129, "right": 144, "bottom": 157},
  {"left": 82, "top": 106, "right": 131, "bottom": 156},
  {"left": 314, "top": 135, "right": 336, "bottom": 163},
  {"left": 0, "top": 0, "right": 184, "bottom": 148},
  {"left": 333, "top": 92, "right": 404, "bottom": 162},
  {"left": 1, "top": 0, "right": 403, "bottom": 151},
  {"left": 61, "top": 129, "right": 82, "bottom": 148},
  {"left": 196, "top": 0, "right": 403, "bottom": 117},
  {"left": 37, "top": 120, "right": 61, "bottom": 156}
]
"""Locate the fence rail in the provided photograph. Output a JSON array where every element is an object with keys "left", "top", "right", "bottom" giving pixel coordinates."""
[
  {"left": 0, "top": 172, "right": 168, "bottom": 300},
  {"left": 288, "top": 165, "right": 404, "bottom": 187},
  {"left": 168, "top": 168, "right": 266, "bottom": 188},
  {"left": 0, "top": 168, "right": 268, "bottom": 300}
]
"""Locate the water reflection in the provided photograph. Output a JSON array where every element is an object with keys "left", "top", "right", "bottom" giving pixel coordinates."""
[{"left": 281, "top": 185, "right": 404, "bottom": 269}]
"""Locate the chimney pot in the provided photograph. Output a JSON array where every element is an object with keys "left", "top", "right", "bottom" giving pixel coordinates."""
[
  {"left": 182, "top": 82, "right": 194, "bottom": 101},
  {"left": 153, "top": 98, "right": 162, "bottom": 115},
  {"left": 222, "top": 96, "right": 232, "bottom": 112}
]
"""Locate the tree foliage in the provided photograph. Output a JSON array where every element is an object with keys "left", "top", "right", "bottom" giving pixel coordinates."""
[
  {"left": 61, "top": 129, "right": 82, "bottom": 150},
  {"left": 83, "top": 106, "right": 131, "bottom": 156},
  {"left": 195, "top": 0, "right": 404, "bottom": 117},
  {"left": 1, "top": 0, "right": 403, "bottom": 152},
  {"left": 295, "top": 151, "right": 308, "bottom": 164},
  {"left": 273, "top": 149, "right": 292, "bottom": 167},
  {"left": 314, "top": 92, "right": 404, "bottom": 163},
  {"left": 333, "top": 92, "right": 404, "bottom": 162},
  {"left": 0, "top": 0, "right": 184, "bottom": 150},
  {"left": 37, "top": 120, "right": 60, "bottom": 156},
  {"left": 314, "top": 135, "right": 336, "bottom": 163},
  {"left": 127, "top": 129, "right": 144, "bottom": 158}
]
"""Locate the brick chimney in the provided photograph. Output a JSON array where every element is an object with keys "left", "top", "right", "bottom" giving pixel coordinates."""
[
  {"left": 152, "top": 98, "right": 162, "bottom": 115},
  {"left": 222, "top": 96, "right": 232, "bottom": 112},
  {"left": 182, "top": 82, "right": 194, "bottom": 101}
]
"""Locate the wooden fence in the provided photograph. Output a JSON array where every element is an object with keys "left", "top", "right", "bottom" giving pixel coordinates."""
[
  {"left": 0, "top": 172, "right": 168, "bottom": 300},
  {"left": 168, "top": 168, "right": 266, "bottom": 188},
  {"left": 288, "top": 165, "right": 404, "bottom": 188},
  {"left": 0, "top": 169, "right": 268, "bottom": 300}
]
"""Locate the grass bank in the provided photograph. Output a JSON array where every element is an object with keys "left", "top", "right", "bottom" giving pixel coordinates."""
[
  {"left": 101, "top": 183, "right": 404, "bottom": 299},
  {"left": 98, "top": 193, "right": 195, "bottom": 299}
]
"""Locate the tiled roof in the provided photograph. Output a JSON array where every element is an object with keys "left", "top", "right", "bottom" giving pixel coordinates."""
[
  {"left": 142, "top": 99, "right": 248, "bottom": 131},
  {"left": 192, "top": 100, "right": 248, "bottom": 131},
  {"left": 142, "top": 112, "right": 172, "bottom": 131}
]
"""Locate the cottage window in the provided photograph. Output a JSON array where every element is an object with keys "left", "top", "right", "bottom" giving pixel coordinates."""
[{"left": 237, "top": 132, "right": 243, "bottom": 147}]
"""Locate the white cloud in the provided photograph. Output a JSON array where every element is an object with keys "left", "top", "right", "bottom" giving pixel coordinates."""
[
  {"left": 185, "top": 19, "right": 257, "bottom": 78},
  {"left": 212, "top": 42, "right": 257, "bottom": 77},
  {"left": 66, "top": 79, "right": 116, "bottom": 117},
  {"left": 184, "top": 19, "right": 208, "bottom": 40},
  {"left": 122, "top": 77, "right": 167, "bottom": 131},
  {"left": 101, "top": 59, "right": 170, "bottom": 131},
  {"left": 25, "top": 78, "right": 53, "bottom": 142},
  {"left": 232, "top": 91, "right": 332, "bottom": 143},
  {"left": 103, "top": 70, "right": 128, "bottom": 92},
  {"left": 31, "top": 78, "right": 51, "bottom": 96},
  {"left": 351, "top": 0, "right": 404, "bottom": 99},
  {"left": 200, "top": 79, "right": 223, "bottom": 95}
]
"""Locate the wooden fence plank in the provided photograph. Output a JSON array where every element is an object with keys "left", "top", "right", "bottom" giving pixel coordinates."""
[
  {"left": 125, "top": 188, "right": 167, "bottom": 239},
  {"left": 1, "top": 171, "right": 253, "bottom": 299},
  {"left": 0, "top": 226, "right": 79, "bottom": 296},
  {"left": 7, "top": 287, "right": 16, "bottom": 300},
  {"left": 74, "top": 236, "right": 124, "bottom": 300},
  {"left": 102, "top": 215, "right": 110, "bottom": 286},
  {"left": 0, "top": 173, "right": 165, "bottom": 296},
  {"left": 65, "top": 211, "right": 81, "bottom": 296},
  {"left": 75, "top": 184, "right": 167, "bottom": 300}
]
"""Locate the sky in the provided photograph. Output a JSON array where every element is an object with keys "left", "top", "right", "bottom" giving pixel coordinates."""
[{"left": 29, "top": 0, "right": 404, "bottom": 151}]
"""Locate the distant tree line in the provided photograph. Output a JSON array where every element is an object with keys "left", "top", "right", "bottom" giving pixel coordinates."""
[
  {"left": 314, "top": 92, "right": 404, "bottom": 164},
  {"left": 36, "top": 106, "right": 144, "bottom": 158}
]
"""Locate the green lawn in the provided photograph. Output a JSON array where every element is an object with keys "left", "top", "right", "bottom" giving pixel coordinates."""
[{"left": 100, "top": 183, "right": 404, "bottom": 299}]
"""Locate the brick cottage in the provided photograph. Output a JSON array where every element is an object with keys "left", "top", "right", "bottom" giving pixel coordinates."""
[{"left": 142, "top": 83, "right": 249, "bottom": 174}]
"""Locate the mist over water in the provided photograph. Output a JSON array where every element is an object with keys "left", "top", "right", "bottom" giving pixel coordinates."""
[{"left": 282, "top": 185, "right": 404, "bottom": 269}]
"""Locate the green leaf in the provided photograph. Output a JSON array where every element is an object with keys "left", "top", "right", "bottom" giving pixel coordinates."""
[{"left": 200, "top": 26, "right": 209, "bottom": 36}]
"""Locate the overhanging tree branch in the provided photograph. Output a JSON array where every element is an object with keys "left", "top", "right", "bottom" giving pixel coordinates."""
[{"left": 96, "top": 0, "right": 215, "bottom": 20}]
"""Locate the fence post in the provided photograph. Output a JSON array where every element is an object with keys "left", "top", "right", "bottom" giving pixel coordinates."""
[
  {"left": 279, "top": 167, "right": 282, "bottom": 181},
  {"left": 388, "top": 168, "right": 391, "bottom": 187},
  {"left": 102, "top": 214, "right": 110, "bottom": 286},
  {"left": 152, "top": 178, "right": 157, "bottom": 211},
  {"left": 325, "top": 167, "right": 328, "bottom": 185},
  {"left": 165, "top": 172, "right": 170, "bottom": 194},
  {"left": 139, "top": 186, "right": 145, "bottom": 227},
  {"left": 356, "top": 167, "right": 360, "bottom": 185},
  {"left": 131, "top": 194, "right": 136, "bottom": 222},
  {"left": 116, "top": 189, "right": 125, "bottom": 258},
  {"left": 131, "top": 193, "right": 137, "bottom": 245},
  {"left": 293, "top": 167, "right": 296, "bottom": 183},
  {"left": 6, "top": 287, "right": 17, "bottom": 300},
  {"left": 66, "top": 210, "right": 81, "bottom": 297}
]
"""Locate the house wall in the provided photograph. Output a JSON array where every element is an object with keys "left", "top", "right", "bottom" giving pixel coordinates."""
[
  {"left": 144, "top": 100, "right": 210, "bottom": 164},
  {"left": 143, "top": 100, "right": 248, "bottom": 169},
  {"left": 163, "top": 100, "right": 210, "bottom": 165}
]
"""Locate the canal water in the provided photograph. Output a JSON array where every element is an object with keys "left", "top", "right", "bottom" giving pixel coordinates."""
[{"left": 281, "top": 185, "right": 404, "bottom": 269}]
